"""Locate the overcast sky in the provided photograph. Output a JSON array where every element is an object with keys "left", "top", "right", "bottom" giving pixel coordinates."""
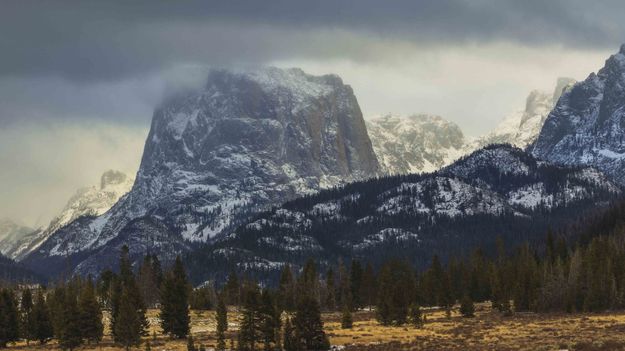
[{"left": 1, "top": 0, "right": 623, "bottom": 226}]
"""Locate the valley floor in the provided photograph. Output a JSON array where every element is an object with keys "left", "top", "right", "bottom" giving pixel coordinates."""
[{"left": 6, "top": 303, "right": 625, "bottom": 350}]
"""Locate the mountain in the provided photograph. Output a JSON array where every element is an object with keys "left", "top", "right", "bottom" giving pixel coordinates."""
[
  {"left": 366, "top": 79, "right": 575, "bottom": 176},
  {"left": 186, "top": 144, "right": 621, "bottom": 283},
  {"left": 24, "top": 67, "right": 380, "bottom": 277},
  {"left": 1, "top": 170, "right": 134, "bottom": 261},
  {"left": 533, "top": 45, "right": 625, "bottom": 186},
  {"left": 0, "top": 219, "right": 36, "bottom": 258},
  {"left": 366, "top": 114, "right": 469, "bottom": 175},
  {"left": 475, "top": 77, "right": 576, "bottom": 149}
]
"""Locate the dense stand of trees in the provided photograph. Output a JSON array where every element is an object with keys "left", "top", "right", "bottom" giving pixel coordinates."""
[{"left": 4, "top": 205, "right": 625, "bottom": 350}]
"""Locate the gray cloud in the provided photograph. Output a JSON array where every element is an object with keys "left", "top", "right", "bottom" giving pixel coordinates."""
[
  {"left": 0, "top": 0, "right": 623, "bottom": 225},
  {"left": 1, "top": 0, "right": 623, "bottom": 82}
]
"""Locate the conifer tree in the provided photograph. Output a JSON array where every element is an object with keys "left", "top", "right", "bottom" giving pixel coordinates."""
[
  {"left": 376, "top": 259, "right": 416, "bottom": 326},
  {"left": 293, "top": 295, "right": 329, "bottom": 351},
  {"left": 336, "top": 260, "right": 350, "bottom": 310},
  {"left": 324, "top": 268, "right": 336, "bottom": 311},
  {"left": 408, "top": 303, "right": 423, "bottom": 328},
  {"left": 216, "top": 293, "right": 227, "bottom": 351},
  {"left": 361, "top": 263, "right": 376, "bottom": 310},
  {"left": 259, "top": 289, "right": 280, "bottom": 351},
  {"left": 114, "top": 286, "right": 142, "bottom": 351},
  {"left": 32, "top": 290, "right": 53, "bottom": 344},
  {"left": 138, "top": 255, "right": 161, "bottom": 308},
  {"left": 78, "top": 277, "right": 103, "bottom": 344},
  {"left": 350, "top": 260, "right": 364, "bottom": 310},
  {"left": 278, "top": 264, "right": 296, "bottom": 312},
  {"left": 160, "top": 256, "right": 191, "bottom": 339},
  {"left": 460, "top": 294, "right": 475, "bottom": 318},
  {"left": 0, "top": 288, "right": 19, "bottom": 348},
  {"left": 113, "top": 246, "right": 149, "bottom": 337},
  {"left": 20, "top": 288, "right": 34, "bottom": 344},
  {"left": 225, "top": 270, "right": 240, "bottom": 306},
  {"left": 58, "top": 285, "right": 82, "bottom": 351},
  {"left": 341, "top": 305, "right": 353, "bottom": 329},
  {"left": 237, "top": 282, "right": 262, "bottom": 351},
  {"left": 298, "top": 259, "right": 320, "bottom": 302},
  {"left": 282, "top": 317, "right": 297, "bottom": 351}
]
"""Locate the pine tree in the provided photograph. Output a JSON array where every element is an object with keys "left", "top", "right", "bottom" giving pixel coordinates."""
[
  {"left": 0, "top": 289, "right": 19, "bottom": 348},
  {"left": 216, "top": 293, "right": 228, "bottom": 351},
  {"left": 138, "top": 254, "right": 161, "bottom": 308},
  {"left": 336, "top": 260, "right": 351, "bottom": 311},
  {"left": 293, "top": 295, "right": 329, "bottom": 351},
  {"left": 259, "top": 289, "right": 280, "bottom": 351},
  {"left": 283, "top": 317, "right": 298, "bottom": 351},
  {"left": 225, "top": 270, "right": 240, "bottom": 306},
  {"left": 361, "top": 263, "right": 376, "bottom": 311},
  {"left": 113, "top": 246, "right": 149, "bottom": 337},
  {"left": 297, "top": 259, "right": 320, "bottom": 303},
  {"left": 237, "top": 282, "right": 262, "bottom": 351},
  {"left": 278, "top": 264, "right": 296, "bottom": 312},
  {"left": 350, "top": 260, "right": 364, "bottom": 310},
  {"left": 78, "top": 277, "right": 103, "bottom": 344},
  {"left": 31, "top": 290, "right": 53, "bottom": 344},
  {"left": 58, "top": 285, "right": 82, "bottom": 351},
  {"left": 341, "top": 305, "right": 353, "bottom": 329},
  {"left": 459, "top": 295, "right": 475, "bottom": 318},
  {"left": 49, "top": 284, "right": 66, "bottom": 341},
  {"left": 408, "top": 303, "right": 422, "bottom": 328},
  {"left": 376, "top": 259, "right": 416, "bottom": 326},
  {"left": 114, "top": 286, "right": 142, "bottom": 351},
  {"left": 20, "top": 288, "right": 34, "bottom": 344},
  {"left": 324, "top": 268, "right": 336, "bottom": 311},
  {"left": 160, "top": 256, "right": 191, "bottom": 339},
  {"left": 145, "top": 340, "right": 152, "bottom": 351}
]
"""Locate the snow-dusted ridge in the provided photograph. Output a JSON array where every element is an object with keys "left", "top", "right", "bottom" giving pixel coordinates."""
[{"left": 191, "top": 144, "right": 621, "bottom": 282}]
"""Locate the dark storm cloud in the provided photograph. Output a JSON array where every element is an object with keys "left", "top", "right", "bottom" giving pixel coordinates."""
[{"left": 1, "top": 0, "right": 623, "bottom": 82}]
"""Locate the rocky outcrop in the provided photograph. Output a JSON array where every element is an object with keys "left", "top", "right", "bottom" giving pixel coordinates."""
[{"left": 532, "top": 45, "right": 625, "bottom": 185}]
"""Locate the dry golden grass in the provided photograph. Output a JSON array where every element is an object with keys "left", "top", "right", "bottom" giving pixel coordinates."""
[{"left": 7, "top": 303, "right": 625, "bottom": 350}]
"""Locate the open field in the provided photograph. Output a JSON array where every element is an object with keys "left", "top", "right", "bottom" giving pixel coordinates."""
[{"left": 7, "top": 303, "right": 625, "bottom": 350}]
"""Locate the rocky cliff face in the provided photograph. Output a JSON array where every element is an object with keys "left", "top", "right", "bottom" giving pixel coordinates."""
[
  {"left": 475, "top": 77, "right": 576, "bottom": 149},
  {"left": 532, "top": 45, "right": 625, "bottom": 185},
  {"left": 366, "top": 114, "right": 468, "bottom": 175},
  {"left": 25, "top": 67, "right": 380, "bottom": 276}
]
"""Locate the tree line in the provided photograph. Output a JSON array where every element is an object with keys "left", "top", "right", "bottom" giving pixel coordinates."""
[{"left": 4, "top": 222, "right": 625, "bottom": 350}]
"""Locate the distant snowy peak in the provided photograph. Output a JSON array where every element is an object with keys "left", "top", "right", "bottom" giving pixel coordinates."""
[
  {"left": 50, "top": 170, "right": 134, "bottom": 231},
  {"left": 475, "top": 77, "right": 576, "bottom": 150},
  {"left": 9, "top": 170, "right": 134, "bottom": 260},
  {"left": 0, "top": 219, "right": 35, "bottom": 258},
  {"left": 532, "top": 45, "right": 625, "bottom": 186},
  {"left": 367, "top": 114, "right": 469, "bottom": 175}
]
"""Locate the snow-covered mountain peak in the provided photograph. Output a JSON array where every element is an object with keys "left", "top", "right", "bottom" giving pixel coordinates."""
[
  {"left": 473, "top": 77, "right": 576, "bottom": 149},
  {"left": 367, "top": 114, "right": 468, "bottom": 175},
  {"left": 25, "top": 67, "right": 379, "bottom": 276},
  {"left": 2, "top": 170, "right": 135, "bottom": 261},
  {"left": 532, "top": 44, "right": 625, "bottom": 186}
]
